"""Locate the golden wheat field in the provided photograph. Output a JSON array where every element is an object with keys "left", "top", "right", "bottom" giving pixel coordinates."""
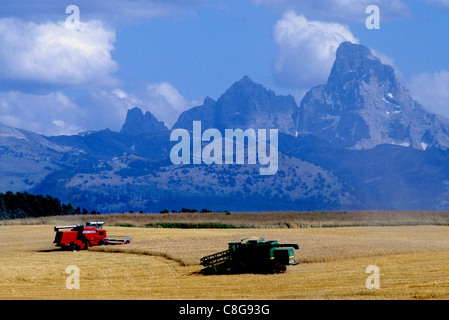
[{"left": 1, "top": 212, "right": 449, "bottom": 300}]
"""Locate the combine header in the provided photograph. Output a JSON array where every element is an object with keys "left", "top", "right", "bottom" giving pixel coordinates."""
[
  {"left": 53, "top": 221, "right": 132, "bottom": 250},
  {"left": 200, "top": 237, "right": 299, "bottom": 274}
]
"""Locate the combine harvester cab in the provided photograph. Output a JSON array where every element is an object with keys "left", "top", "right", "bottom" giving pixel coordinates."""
[
  {"left": 200, "top": 238, "right": 299, "bottom": 274},
  {"left": 54, "top": 221, "right": 132, "bottom": 251}
]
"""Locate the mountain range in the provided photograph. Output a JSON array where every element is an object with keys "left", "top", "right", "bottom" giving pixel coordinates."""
[{"left": 2, "top": 41, "right": 449, "bottom": 212}]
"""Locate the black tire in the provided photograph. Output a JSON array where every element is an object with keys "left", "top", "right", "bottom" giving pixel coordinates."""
[{"left": 272, "top": 263, "right": 286, "bottom": 274}]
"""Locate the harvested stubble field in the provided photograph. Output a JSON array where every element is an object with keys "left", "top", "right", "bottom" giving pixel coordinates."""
[{"left": 1, "top": 211, "right": 449, "bottom": 300}]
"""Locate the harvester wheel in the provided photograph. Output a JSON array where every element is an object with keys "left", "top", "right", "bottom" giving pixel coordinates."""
[{"left": 273, "top": 263, "right": 286, "bottom": 274}]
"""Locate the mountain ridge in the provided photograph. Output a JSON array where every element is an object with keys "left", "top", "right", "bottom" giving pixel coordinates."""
[
  {"left": 173, "top": 75, "right": 299, "bottom": 136},
  {"left": 297, "top": 41, "right": 449, "bottom": 150},
  {"left": 120, "top": 107, "right": 170, "bottom": 136},
  {"left": 2, "top": 41, "right": 449, "bottom": 212}
]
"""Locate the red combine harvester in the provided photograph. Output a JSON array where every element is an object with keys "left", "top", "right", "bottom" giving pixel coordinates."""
[{"left": 53, "top": 221, "right": 132, "bottom": 250}]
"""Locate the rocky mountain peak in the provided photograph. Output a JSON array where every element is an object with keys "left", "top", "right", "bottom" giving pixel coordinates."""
[
  {"left": 326, "top": 42, "right": 400, "bottom": 109},
  {"left": 120, "top": 107, "right": 169, "bottom": 136},
  {"left": 202, "top": 96, "right": 216, "bottom": 107},
  {"left": 217, "top": 75, "right": 273, "bottom": 107},
  {"left": 297, "top": 41, "right": 449, "bottom": 150},
  {"left": 173, "top": 76, "right": 298, "bottom": 135},
  {"left": 331, "top": 42, "right": 379, "bottom": 75}
]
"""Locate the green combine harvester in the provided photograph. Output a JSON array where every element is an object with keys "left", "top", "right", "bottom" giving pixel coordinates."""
[{"left": 200, "top": 238, "right": 299, "bottom": 274}]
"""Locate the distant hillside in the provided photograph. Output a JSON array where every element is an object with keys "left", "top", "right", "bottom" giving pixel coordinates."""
[{"left": 0, "top": 191, "right": 98, "bottom": 220}]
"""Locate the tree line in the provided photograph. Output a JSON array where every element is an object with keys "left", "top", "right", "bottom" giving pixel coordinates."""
[{"left": 0, "top": 191, "right": 99, "bottom": 220}]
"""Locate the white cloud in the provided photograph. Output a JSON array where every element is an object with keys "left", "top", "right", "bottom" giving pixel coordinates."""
[
  {"left": 0, "top": 91, "right": 83, "bottom": 136},
  {"left": 0, "top": 88, "right": 141, "bottom": 136},
  {"left": 0, "top": 2, "right": 204, "bottom": 136},
  {"left": 80, "top": 89, "right": 144, "bottom": 132},
  {"left": 141, "top": 82, "right": 199, "bottom": 129},
  {"left": 425, "top": 0, "right": 449, "bottom": 9},
  {"left": 0, "top": 81, "right": 197, "bottom": 135},
  {"left": 252, "top": 0, "right": 411, "bottom": 22},
  {"left": 408, "top": 70, "right": 449, "bottom": 118},
  {"left": 0, "top": 1, "right": 206, "bottom": 24},
  {"left": 112, "top": 89, "right": 128, "bottom": 99},
  {"left": 84, "top": 83, "right": 198, "bottom": 131},
  {"left": 272, "top": 11, "right": 359, "bottom": 92},
  {"left": 0, "top": 18, "right": 118, "bottom": 88}
]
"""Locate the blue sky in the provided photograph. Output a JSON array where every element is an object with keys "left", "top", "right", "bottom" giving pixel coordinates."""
[
  {"left": 1, "top": 0, "right": 449, "bottom": 135},
  {"left": 112, "top": 1, "right": 280, "bottom": 101}
]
